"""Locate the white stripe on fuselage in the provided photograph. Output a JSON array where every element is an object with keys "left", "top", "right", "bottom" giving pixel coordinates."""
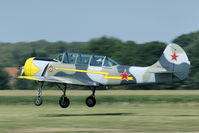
[
  {"left": 129, "top": 66, "right": 155, "bottom": 83},
  {"left": 87, "top": 66, "right": 108, "bottom": 85}
]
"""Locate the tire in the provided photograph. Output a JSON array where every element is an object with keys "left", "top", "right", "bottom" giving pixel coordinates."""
[
  {"left": 85, "top": 96, "right": 96, "bottom": 107},
  {"left": 34, "top": 96, "right": 42, "bottom": 106},
  {"left": 59, "top": 95, "right": 70, "bottom": 108}
]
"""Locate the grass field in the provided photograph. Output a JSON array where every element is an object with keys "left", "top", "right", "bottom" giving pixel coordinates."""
[
  {"left": 0, "top": 90, "right": 199, "bottom": 133},
  {"left": 1, "top": 90, "right": 199, "bottom": 96}
]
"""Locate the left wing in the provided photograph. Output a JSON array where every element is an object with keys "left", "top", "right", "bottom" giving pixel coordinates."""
[{"left": 18, "top": 76, "right": 98, "bottom": 86}]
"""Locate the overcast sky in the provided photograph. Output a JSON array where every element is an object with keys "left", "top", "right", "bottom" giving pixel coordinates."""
[{"left": 0, "top": 0, "right": 199, "bottom": 43}]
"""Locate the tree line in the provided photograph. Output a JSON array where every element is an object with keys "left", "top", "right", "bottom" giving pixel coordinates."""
[{"left": 0, "top": 30, "right": 199, "bottom": 90}]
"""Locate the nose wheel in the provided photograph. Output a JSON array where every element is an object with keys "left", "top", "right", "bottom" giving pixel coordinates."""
[
  {"left": 34, "top": 82, "right": 44, "bottom": 106},
  {"left": 85, "top": 87, "right": 96, "bottom": 107},
  {"left": 34, "top": 96, "right": 42, "bottom": 106}
]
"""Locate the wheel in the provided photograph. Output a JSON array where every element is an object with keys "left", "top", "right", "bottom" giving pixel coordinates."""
[
  {"left": 59, "top": 95, "right": 70, "bottom": 108},
  {"left": 85, "top": 96, "right": 96, "bottom": 107},
  {"left": 34, "top": 96, "right": 42, "bottom": 106}
]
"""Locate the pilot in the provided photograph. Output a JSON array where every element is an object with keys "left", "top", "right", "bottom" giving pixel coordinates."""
[{"left": 96, "top": 58, "right": 102, "bottom": 66}]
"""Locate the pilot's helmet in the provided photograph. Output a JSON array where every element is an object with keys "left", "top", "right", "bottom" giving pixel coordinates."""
[
  {"left": 97, "top": 58, "right": 102, "bottom": 62},
  {"left": 97, "top": 58, "right": 102, "bottom": 65}
]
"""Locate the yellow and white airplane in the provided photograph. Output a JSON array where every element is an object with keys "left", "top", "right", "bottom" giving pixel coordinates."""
[{"left": 18, "top": 43, "right": 190, "bottom": 108}]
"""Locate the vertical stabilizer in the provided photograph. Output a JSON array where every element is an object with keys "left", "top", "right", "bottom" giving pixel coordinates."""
[{"left": 152, "top": 43, "right": 190, "bottom": 80}]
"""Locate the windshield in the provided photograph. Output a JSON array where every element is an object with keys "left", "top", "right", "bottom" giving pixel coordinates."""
[
  {"left": 56, "top": 52, "right": 119, "bottom": 66},
  {"left": 55, "top": 53, "right": 64, "bottom": 62}
]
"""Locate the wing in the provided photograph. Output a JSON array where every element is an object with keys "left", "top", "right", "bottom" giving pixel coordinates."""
[{"left": 18, "top": 76, "right": 97, "bottom": 86}]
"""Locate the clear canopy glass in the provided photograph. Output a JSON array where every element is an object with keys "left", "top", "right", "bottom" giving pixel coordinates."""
[{"left": 55, "top": 52, "right": 119, "bottom": 67}]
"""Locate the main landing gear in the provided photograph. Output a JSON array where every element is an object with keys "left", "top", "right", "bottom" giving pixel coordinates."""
[
  {"left": 34, "top": 82, "right": 97, "bottom": 108},
  {"left": 85, "top": 87, "right": 96, "bottom": 107},
  {"left": 56, "top": 84, "right": 70, "bottom": 108}
]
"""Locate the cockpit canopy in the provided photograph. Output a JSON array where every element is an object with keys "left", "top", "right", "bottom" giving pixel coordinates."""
[{"left": 55, "top": 53, "right": 119, "bottom": 67}]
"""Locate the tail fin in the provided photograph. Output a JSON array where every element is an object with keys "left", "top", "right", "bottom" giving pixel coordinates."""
[{"left": 151, "top": 43, "right": 190, "bottom": 80}]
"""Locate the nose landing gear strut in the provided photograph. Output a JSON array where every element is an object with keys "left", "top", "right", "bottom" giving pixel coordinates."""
[{"left": 34, "top": 82, "right": 44, "bottom": 106}]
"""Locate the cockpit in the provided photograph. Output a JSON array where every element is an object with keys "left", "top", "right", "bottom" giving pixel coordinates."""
[{"left": 54, "top": 53, "right": 119, "bottom": 67}]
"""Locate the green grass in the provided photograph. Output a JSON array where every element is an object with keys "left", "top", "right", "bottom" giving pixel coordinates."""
[
  {"left": 1, "top": 90, "right": 199, "bottom": 133},
  {"left": 1, "top": 104, "right": 199, "bottom": 133},
  {"left": 2, "top": 90, "right": 199, "bottom": 96},
  {"left": 1, "top": 95, "right": 199, "bottom": 105}
]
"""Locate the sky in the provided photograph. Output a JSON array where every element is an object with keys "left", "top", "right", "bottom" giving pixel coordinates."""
[{"left": 0, "top": 0, "right": 199, "bottom": 44}]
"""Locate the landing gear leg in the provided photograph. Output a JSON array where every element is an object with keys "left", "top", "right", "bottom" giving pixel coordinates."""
[
  {"left": 34, "top": 82, "right": 44, "bottom": 106},
  {"left": 85, "top": 87, "right": 96, "bottom": 107},
  {"left": 57, "top": 84, "right": 70, "bottom": 108}
]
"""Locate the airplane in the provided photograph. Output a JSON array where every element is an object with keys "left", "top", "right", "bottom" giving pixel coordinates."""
[{"left": 18, "top": 43, "right": 190, "bottom": 108}]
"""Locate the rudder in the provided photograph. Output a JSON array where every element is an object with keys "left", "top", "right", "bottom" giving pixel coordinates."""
[{"left": 158, "top": 43, "right": 190, "bottom": 80}]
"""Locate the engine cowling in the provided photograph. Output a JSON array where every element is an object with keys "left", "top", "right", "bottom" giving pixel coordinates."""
[{"left": 23, "top": 57, "right": 52, "bottom": 76}]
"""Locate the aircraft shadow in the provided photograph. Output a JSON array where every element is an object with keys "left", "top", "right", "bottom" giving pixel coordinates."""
[
  {"left": 135, "top": 114, "right": 199, "bottom": 117},
  {"left": 41, "top": 113, "right": 134, "bottom": 117},
  {"left": 168, "top": 115, "right": 199, "bottom": 117},
  {"left": 41, "top": 113, "right": 199, "bottom": 117}
]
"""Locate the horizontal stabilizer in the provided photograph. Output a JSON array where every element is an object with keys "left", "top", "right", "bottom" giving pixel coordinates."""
[{"left": 148, "top": 70, "right": 172, "bottom": 73}]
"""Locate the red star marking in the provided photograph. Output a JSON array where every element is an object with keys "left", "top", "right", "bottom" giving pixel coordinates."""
[
  {"left": 120, "top": 69, "right": 131, "bottom": 81},
  {"left": 171, "top": 51, "right": 178, "bottom": 61}
]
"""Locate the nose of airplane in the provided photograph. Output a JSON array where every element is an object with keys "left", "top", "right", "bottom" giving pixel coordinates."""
[
  {"left": 24, "top": 57, "right": 40, "bottom": 76},
  {"left": 23, "top": 57, "right": 52, "bottom": 76}
]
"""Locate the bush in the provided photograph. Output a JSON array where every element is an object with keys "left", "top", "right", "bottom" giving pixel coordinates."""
[{"left": 0, "top": 68, "right": 11, "bottom": 89}]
